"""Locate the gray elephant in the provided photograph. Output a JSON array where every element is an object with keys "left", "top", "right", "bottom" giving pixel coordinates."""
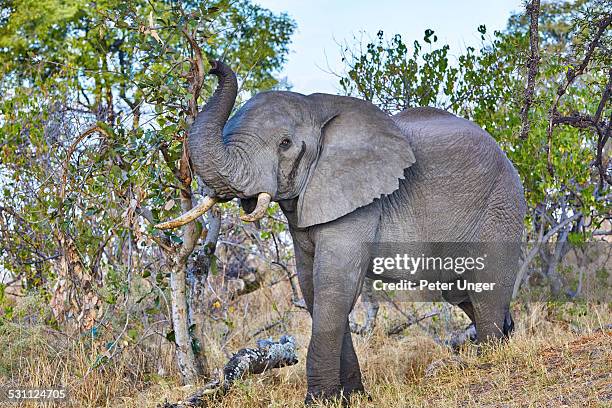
[{"left": 157, "top": 61, "right": 526, "bottom": 403}]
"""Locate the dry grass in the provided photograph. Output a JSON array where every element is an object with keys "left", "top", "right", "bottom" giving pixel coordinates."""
[{"left": 1, "top": 294, "right": 610, "bottom": 408}]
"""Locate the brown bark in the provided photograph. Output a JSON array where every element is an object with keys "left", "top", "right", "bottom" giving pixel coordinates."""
[
  {"left": 546, "top": 14, "right": 612, "bottom": 176},
  {"left": 519, "top": 0, "right": 540, "bottom": 140}
]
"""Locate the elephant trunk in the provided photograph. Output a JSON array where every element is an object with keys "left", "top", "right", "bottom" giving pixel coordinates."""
[
  {"left": 188, "top": 60, "right": 241, "bottom": 197},
  {"left": 155, "top": 61, "right": 270, "bottom": 230}
]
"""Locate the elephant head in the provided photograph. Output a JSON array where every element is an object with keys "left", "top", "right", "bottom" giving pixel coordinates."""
[{"left": 157, "top": 61, "right": 415, "bottom": 229}]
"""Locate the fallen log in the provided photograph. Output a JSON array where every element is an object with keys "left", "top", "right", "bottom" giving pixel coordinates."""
[{"left": 160, "top": 335, "right": 298, "bottom": 407}]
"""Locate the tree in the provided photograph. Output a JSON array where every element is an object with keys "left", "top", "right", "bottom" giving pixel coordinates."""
[
  {"left": 0, "top": 0, "right": 295, "bottom": 384},
  {"left": 338, "top": 0, "right": 610, "bottom": 298}
]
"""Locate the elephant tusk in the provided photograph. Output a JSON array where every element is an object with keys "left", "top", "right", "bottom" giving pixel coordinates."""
[
  {"left": 155, "top": 196, "right": 218, "bottom": 229},
  {"left": 240, "top": 192, "right": 272, "bottom": 222}
]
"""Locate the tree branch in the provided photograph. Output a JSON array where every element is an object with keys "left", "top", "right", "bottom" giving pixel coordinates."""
[
  {"left": 61, "top": 126, "right": 110, "bottom": 200},
  {"left": 546, "top": 14, "right": 612, "bottom": 175},
  {"left": 135, "top": 206, "right": 173, "bottom": 252},
  {"left": 180, "top": 26, "right": 206, "bottom": 118},
  {"left": 519, "top": 0, "right": 540, "bottom": 140},
  {"left": 513, "top": 211, "right": 583, "bottom": 297}
]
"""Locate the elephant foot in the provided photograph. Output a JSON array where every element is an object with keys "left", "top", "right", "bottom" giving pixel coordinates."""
[
  {"left": 341, "top": 371, "right": 365, "bottom": 395},
  {"left": 305, "top": 386, "right": 370, "bottom": 406},
  {"left": 304, "top": 387, "right": 348, "bottom": 406},
  {"left": 447, "top": 311, "right": 514, "bottom": 352},
  {"left": 342, "top": 383, "right": 365, "bottom": 394},
  {"left": 474, "top": 311, "right": 515, "bottom": 352},
  {"left": 342, "top": 383, "right": 370, "bottom": 402},
  {"left": 446, "top": 323, "right": 477, "bottom": 351},
  {"left": 503, "top": 310, "right": 514, "bottom": 337}
]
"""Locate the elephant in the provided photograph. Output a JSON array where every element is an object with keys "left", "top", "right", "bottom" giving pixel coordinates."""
[{"left": 156, "top": 60, "right": 526, "bottom": 403}]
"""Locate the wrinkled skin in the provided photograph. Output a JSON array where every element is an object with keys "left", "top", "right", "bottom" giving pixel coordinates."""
[{"left": 186, "top": 62, "right": 526, "bottom": 404}]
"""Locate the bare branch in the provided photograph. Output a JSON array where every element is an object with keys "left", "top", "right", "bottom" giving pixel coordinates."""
[
  {"left": 519, "top": 0, "right": 541, "bottom": 140},
  {"left": 60, "top": 126, "right": 110, "bottom": 200},
  {"left": 135, "top": 206, "right": 173, "bottom": 252},
  {"left": 386, "top": 310, "right": 440, "bottom": 336},
  {"left": 181, "top": 27, "right": 206, "bottom": 118},
  {"left": 546, "top": 14, "right": 612, "bottom": 175},
  {"left": 552, "top": 113, "right": 602, "bottom": 129},
  {"left": 161, "top": 336, "right": 298, "bottom": 407},
  {"left": 595, "top": 71, "right": 612, "bottom": 187},
  {"left": 513, "top": 211, "right": 583, "bottom": 297},
  {"left": 594, "top": 68, "right": 612, "bottom": 124}
]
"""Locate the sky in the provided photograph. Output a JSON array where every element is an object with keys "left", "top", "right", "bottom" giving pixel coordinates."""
[{"left": 253, "top": 0, "right": 524, "bottom": 94}]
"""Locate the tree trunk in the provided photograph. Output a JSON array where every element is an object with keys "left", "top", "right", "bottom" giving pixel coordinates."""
[
  {"left": 163, "top": 150, "right": 207, "bottom": 385},
  {"left": 169, "top": 258, "right": 199, "bottom": 385},
  {"left": 187, "top": 208, "right": 222, "bottom": 378}
]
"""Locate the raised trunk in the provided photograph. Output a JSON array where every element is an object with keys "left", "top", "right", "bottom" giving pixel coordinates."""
[{"left": 188, "top": 61, "right": 241, "bottom": 197}]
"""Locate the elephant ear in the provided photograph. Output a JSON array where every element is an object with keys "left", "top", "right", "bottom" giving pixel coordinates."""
[{"left": 297, "top": 94, "right": 415, "bottom": 228}]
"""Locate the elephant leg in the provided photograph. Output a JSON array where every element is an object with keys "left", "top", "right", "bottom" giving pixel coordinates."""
[
  {"left": 469, "top": 240, "right": 518, "bottom": 344},
  {"left": 305, "top": 299, "right": 352, "bottom": 403},
  {"left": 305, "top": 266, "right": 363, "bottom": 402},
  {"left": 294, "top": 239, "right": 361, "bottom": 403},
  {"left": 455, "top": 301, "right": 478, "bottom": 345},
  {"left": 304, "top": 230, "right": 372, "bottom": 403},
  {"left": 340, "top": 320, "right": 365, "bottom": 396},
  {"left": 294, "top": 243, "right": 314, "bottom": 315},
  {"left": 295, "top": 240, "right": 372, "bottom": 394},
  {"left": 470, "top": 283, "right": 514, "bottom": 343},
  {"left": 503, "top": 308, "right": 515, "bottom": 337},
  {"left": 473, "top": 218, "right": 521, "bottom": 342},
  {"left": 458, "top": 301, "right": 476, "bottom": 323},
  {"left": 459, "top": 306, "right": 514, "bottom": 345}
]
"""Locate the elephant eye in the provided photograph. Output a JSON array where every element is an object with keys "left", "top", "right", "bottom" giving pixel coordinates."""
[{"left": 279, "top": 138, "right": 292, "bottom": 149}]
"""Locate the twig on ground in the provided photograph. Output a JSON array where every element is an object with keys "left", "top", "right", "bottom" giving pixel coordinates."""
[
  {"left": 250, "top": 320, "right": 282, "bottom": 338},
  {"left": 386, "top": 310, "right": 440, "bottom": 336}
]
